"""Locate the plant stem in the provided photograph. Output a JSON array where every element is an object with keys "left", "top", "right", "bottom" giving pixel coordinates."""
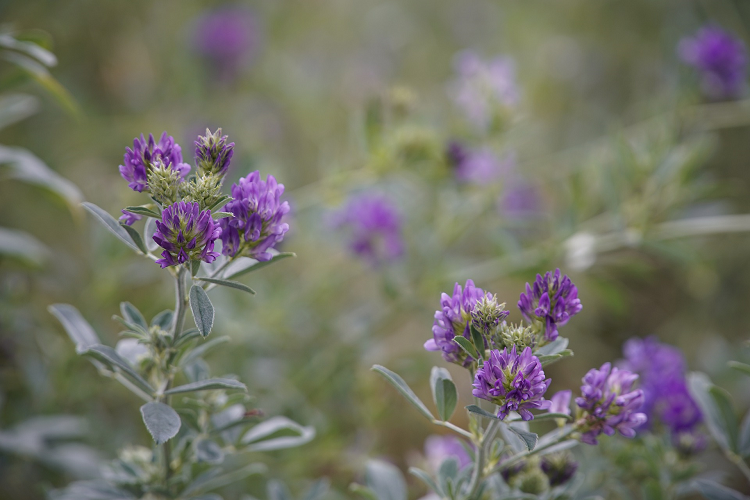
[{"left": 464, "top": 419, "right": 500, "bottom": 500}]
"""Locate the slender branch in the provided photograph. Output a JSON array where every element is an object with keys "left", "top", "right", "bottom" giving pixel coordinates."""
[
  {"left": 171, "top": 266, "right": 189, "bottom": 343},
  {"left": 432, "top": 420, "right": 475, "bottom": 441},
  {"left": 112, "top": 373, "right": 153, "bottom": 402},
  {"left": 495, "top": 426, "right": 576, "bottom": 471},
  {"left": 726, "top": 450, "right": 750, "bottom": 485}
]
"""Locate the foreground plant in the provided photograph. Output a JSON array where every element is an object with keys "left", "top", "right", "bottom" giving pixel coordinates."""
[{"left": 48, "top": 129, "right": 312, "bottom": 500}]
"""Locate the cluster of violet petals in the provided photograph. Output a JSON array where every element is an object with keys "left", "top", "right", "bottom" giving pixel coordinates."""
[
  {"left": 152, "top": 201, "right": 221, "bottom": 268},
  {"left": 518, "top": 269, "right": 582, "bottom": 342}
]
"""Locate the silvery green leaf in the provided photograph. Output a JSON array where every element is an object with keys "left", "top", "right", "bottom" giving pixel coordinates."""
[
  {"left": 189, "top": 285, "right": 214, "bottom": 337},
  {"left": 183, "top": 463, "right": 266, "bottom": 496},
  {"left": 165, "top": 378, "right": 246, "bottom": 395},
  {"left": 453, "top": 336, "right": 479, "bottom": 360},
  {"left": 535, "top": 337, "right": 569, "bottom": 356},
  {"left": 465, "top": 404, "right": 498, "bottom": 420},
  {"left": 430, "top": 367, "right": 457, "bottom": 422},
  {"left": 371, "top": 365, "right": 434, "bottom": 421},
  {"left": 302, "top": 479, "right": 331, "bottom": 500},
  {"left": 212, "top": 211, "right": 233, "bottom": 219},
  {"left": 0, "top": 227, "right": 48, "bottom": 266},
  {"left": 120, "top": 302, "right": 148, "bottom": 331},
  {"left": 184, "top": 359, "right": 211, "bottom": 384},
  {"left": 81, "top": 202, "right": 140, "bottom": 253},
  {"left": 0, "top": 93, "right": 39, "bottom": 130},
  {"left": 0, "top": 33, "right": 57, "bottom": 66},
  {"left": 437, "top": 457, "right": 458, "bottom": 498},
  {"left": 144, "top": 218, "right": 159, "bottom": 252},
  {"left": 692, "top": 479, "right": 749, "bottom": 500},
  {"left": 151, "top": 309, "right": 173, "bottom": 330},
  {"left": 120, "top": 224, "right": 147, "bottom": 254},
  {"left": 1, "top": 52, "right": 78, "bottom": 115},
  {"left": 510, "top": 412, "right": 572, "bottom": 422},
  {"left": 195, "top": 438, "right": 224, "bottom": 464},
  {"left": 538, "top": 350, "right": 573, "bottom": 367},
  {"left": 365, "top": 459, "right": 406, "bottom": 500},
  {"left": 223, "top": 251, "right": 296, "bottom": 280},
  {"left": 140, "top": 402, "right": 181, "bottom": 445},
  {"left": 84, "top": 345, "right": 155, "bottom": 395},
  {"left": 114, "top": 339, "right": 148, "bottom": 366},
  {"left": 195, "top": 277, "right": 256, "bottom": 295},
  {"left": 409, "top": 467, "right": 442, "bottom": 497},
  {"left": 688, "top": 372, "right": 738, "bottom": 452},
  {"left": 124, "top": 205, "right": 160, "bottom": 218},
  {"left": 48, "top": 304, "right": 100, "bottom": 353},
  {"left": 470, "top": 325, "right": 485, "bottom": 360},
  {"left": 180, "top": 336, "right": 230, "bottom": 366},
  {"left": 729, "top": 361, "right": 750, "bottom": 378},
  {"left": 241, "top": 416, "right": 315, "bottom": 452},
  {"left": 507, "top": 425, "right": 538, "bottom": 451},
  {"left": 267, "top": 480, "right": 293, "bottom": 500}
]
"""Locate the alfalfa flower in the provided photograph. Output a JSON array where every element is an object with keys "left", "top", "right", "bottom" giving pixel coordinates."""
[
  {"left": 679, "top": 25, "right": 747, "bottom": 100},
  {"left": 518, "top": 269, "right": 582, "bottom": 342},
  {"left": 333, "top": 195, "right": 404, "bottom": 265},
  {"left": 192, "top": 6, "right": 259, "bottom": 81},
  {"left": 219, "top": 171, "right": 290, "bottom": 261},
  {"left": 472, "top": 346, "right": 551, "bottom": 420},
  {"left": 424, "top": 279, "right": 490, "bottom": 365},
  {"left": 152, "top": 201, "right": 221, "bottom": 268},
  {"left": 119, "top": 210, "right": 142, "bottom": 227},
  {"left": 574, "top": 362, "right": 647, "bottom": 445},
  {"left": 119, "top": 132, "right": 191, "bottom": 193},
  {"left": 195, "top": 128, "right": 234, "bottom": 177}
]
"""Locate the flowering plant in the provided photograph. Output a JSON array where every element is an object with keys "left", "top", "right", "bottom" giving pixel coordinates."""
[{"left": 48, "top": 129, "right": 317, "bottom": 500}]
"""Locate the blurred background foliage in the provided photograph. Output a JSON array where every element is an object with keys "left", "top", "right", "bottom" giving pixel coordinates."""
[{"left": 3, "top": 0, "right": 750, "bottom": 498}]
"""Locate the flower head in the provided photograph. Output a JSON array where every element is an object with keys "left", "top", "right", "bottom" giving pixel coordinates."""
[
  {"left": 548, "top": 390, "right": 572, "bottom": 416},
  {"left": 333, "top": 195, "right": 403, "bottom": 265},
  {"left": 471, "top": 294, "right": 509, "bottom": 335},
  {"left": 540, "top": 452, "right": 578, "bottom": 487},
  {"left": 518, "top": 269, "right": 582, "bottom": 342},
  {"left": 472, "top": 346, "right": 551, "bottom": 420},
  {"left": 119, "top": 132, "right": 191, "bottom": 192},
  {"left": 424, "top": 280, "right": 490, "bottom": 365},
  {"left": 679, "top": 25, "right": 747, "bottom": 100},
  {"left": 195, "top": 128, "right": 234, "bottom": 176},
  {"left": 219, "top": 171, "right": 290, "bottom": 261},
  {"left": 575, "top": 362, "right": 647, "bottom": 445},
  {"left": 153, "top": 201, "right": 221, "bottom": 268},
  {"left": 424, "top": 435, "right": 472, "bottom": 471},
  {"left": 192, "top": 6, "right": 259, "bottom": 80}
]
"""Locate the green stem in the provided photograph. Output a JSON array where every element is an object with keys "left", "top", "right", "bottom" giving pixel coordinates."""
[{"left": 496, "top": 426, "right": 576, "bottom": 471}]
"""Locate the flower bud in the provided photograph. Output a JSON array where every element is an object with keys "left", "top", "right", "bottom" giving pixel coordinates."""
[
  {"left": 195, "top": 128, "right": 234, "bottom": 177},
  {"left": 147, "top": 160, "right": 183, "bottom": 206},
  {"left": 470, "top": 294, "right": 508, "bottom": 335},
  {"left": 494, "top": 322, "right": 535, "bottom": 351},
  {"left": 181, "top": 173, "right": 224, "bottom": 211}
]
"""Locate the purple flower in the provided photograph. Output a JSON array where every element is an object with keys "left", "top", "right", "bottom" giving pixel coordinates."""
[
  {"left": 452, "top": 146, "right": 514, "bottom": 184},
  {"left": 549, "top": 390, "right": 572, "bottom": 416},
  {"left": 517, "top": 269, "right": 582, "bottom": 342},
  {"left": 450, "top": 51, "right": 519, "bottom": 131},
  {"left": 575, "top": 362, "right": 647, "bottom": 445},
  {"left": 192, "top": 6, "right": 259, "bottom": 80},
  {"left": 540, "top": 452, "right": 578, "bottom": 487},
  {"left": 153, "top": 201, "right": 221, "bottom": 268},
  {"left": 424, "top": 435, "right": 472, "bottom": 471},
  {"left": 499, "top": 179, "right": 542, "bottom": 217},
  {"left": 333, "top": 195, "right": 403, "bottom": 265},
  {"left": 119, "top": 210, "right": 142, "bottom": 227},
  {"left": 119, "top": 132, "right": 191, "bottom": 192},
  {"left": 472, "top": 346, "right": 551, "bottom": 421},
  {"left": 424, "top": 280, "right": 490, "bottom": 365},
  {"left": 195, "top": 128, "right": 234, "bottom": 176},
  {"left": 621, "top": 337, "right": 702, "bottom": 436},
  {"left": 679, "top": 26, "right": 747, "bottom": 99},
  {"left": 219, "top": 171, "right": 290, "bottom": 261}
]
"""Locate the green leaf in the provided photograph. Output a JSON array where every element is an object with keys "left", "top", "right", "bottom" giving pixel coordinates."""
[
  {"left": 349, "top": 484, "right": 378, "bottom": 500},
  {"left": 144, "top": 218, "right": 159, "bottom": 252},
  {"left": 408, "top": 467, "right": 442, "bottom": 497},
  {"left": 709, "top": 385, "right": 739, "bottom": 452},
  {"left": 212, "top": 212, "right": 233, "bottom": 219},
  {"left": 453, "top": 336, "right": 479, "bottom": 360},
  {"left": 519, "top": 412, "right": 572, "bottom": 422},
  {"left": 124, "top": 205, "right": 161, "bottom": 218},
  {"left": 140, "top": 401, "right": 181, "bottom": 445},
  {"left": 191, "top": 260, "right": 201, "bottom": 277},
  {"left": 371, "top": 365, "right": 434, "bottom": 421},
  {"left": 195, "top": 277, "right": 256, "bottom": 295},
  {"left": 189, "top": 285, "right": 214, "bottom": 337},
  {"left": 268, "top": 480, "right": 293, "bottom": 500},
  {"left": 1, "top": 52, "right": 78, "bottom": 116},
  {"left": 48, "top": 304, "right": 100, "bottom": 353},
  {"left": 538, "top": 349, "right": 573, "bottom": 367},
  {"left": 430, "top": 367, "right": 457, "bottom": 421},
  {"left": 535, "top": 337, "right": 569, "bottom": 356},
  {"left": 365, "top": 459, "right": 407, "bottom": 500},
  {"left": 182, "top": 463, "right": 266, "bottom": 497},
  {"left": 0, "top": 93, "right": 39, "bottom": 130},
  {"left": 165, "top": 378, "right": 247, "bottom": 395},
  {"left": 120, "top": 225, "right": 147, "bottom": 254},
  {"left": 83, "top": 344, "right": 155, "bottom": 395},
  {"left": 507, "top": 425, "right": 538, "bottom": 451},
  {"left": 206, "top": 195, "right": 232, "bottom": 212},
  {"left": 151, "top": 310, "right": 173, "bottom": 330},
  {"left": 81, "top": 202, "right": 140, "bottom": 253},
  {"left": 120, "top": 302, "right": 148, "bottom": 331},
  {"left": 223, "top": 252, "right": 296, "bottom": 280},
  {"left": 0, "top": 227, "right": 48, "bottom": 266},
  {"left": 729, "top": 361, "right": 750, "bottom": 378},
  {"left": 0, "top": 33, "right": 57, "bottom": 66},
  {"left": 688, "top": 372, "right": 738, "bottom": 452},
  {"left": 692, "top": 479, "right": 749, "bottom": 500},
  {"left": 195, "top": 438, "right": 224, "bottom": 464},
  {"left": 470, "top": 325, "right": 485, "bottom": 360},
  {"left": 241, "top": 416, "right": 315, "bottom": 452},
  {"left": 465, "top": 404, "right": 498, "bottom": 420}
]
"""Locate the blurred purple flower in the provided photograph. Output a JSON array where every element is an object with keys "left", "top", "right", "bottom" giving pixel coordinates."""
[
  {"left": 119, "top": 210, "right": 142, "bottom": 227},
  {"left": 424, "top": 435, "right": 472, "bottom": 471},
  {"left": 219, "top": 171, "right": 290, "bottom": 261},
  {"left": 517, "top": 269, "right": 582, "bottom": 342},
  {"left": 621, "top": 337, "right": 702, "bottom": 436},
  {"left": 153, "top": 201, "right": 221, "bottom": 268},
  {"left": 499, "top": 178, "right": 542, "bottom": 217},
  {"left": 424, "top": 279, "right": 490, "bottom": 365},
  {"left": 451, "top": 145, "right": 513, "bottom": 184},
  {"left": 575, "top": 362, "right": 647, "bottom": 445},
  {"left": 679, "top": 25, "right": 747, "bottom": 99},
  {"left": 192, "top": 6, "right": 259, "bottom": 80},
  {"left": 540, "top": 453, "right": 578, "bottom": 487},
  {"left": 450, "top": 51, "right": 519, "bottom": 131},
  {"left": 472, "top": 346, "right": 551, "bottom": 420},
  {"left": 549, "top": 390, "right": 572, "bottom": 415},
  {"left": 119, "top": 132, "right": 191, "bottom": 192},
  {"left": 333, "top": 195, "right": 403, "bottom": 265}
]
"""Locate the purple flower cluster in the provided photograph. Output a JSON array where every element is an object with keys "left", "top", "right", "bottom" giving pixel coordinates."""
[
  {"left": 679, "top": 26, "right": 747, "bottom": 100},
  {"left": 424, "top": 435, "right": 472, "bottom": 471},
  {"left": 621, "top": 337, "right": 702, "bottom": 439},
  {"left": 424, "top": 279, "right": 490, "bottom": 365},
  {"left": 575, "top": 362, "right": 647, "bottom": 445},
  {"left": 518, "top": 269, "right": 582, "bottom": 342},
  {"left": 192, "top": 6, "right": 259, "bottom": 81},
  {"left": 450, "top": 51, "right": 519, "bottom": 131},
  {"left": 333, "top": 195, "right": 404, "bottom": 265},
  {"left": 219, "top": 171, "right": 290, "bottom": 261},
  {"left": 119, "top": 132, "right": 191, "bottom": 192},
  {"left": 195, "top": 128, "right": 234, "bottom": 176},
  {"left": 472, "top": 346, "right": 551, "bottom": 420},
  {"left": 152, "top": 201, "right": 221, "bottom": 268}
]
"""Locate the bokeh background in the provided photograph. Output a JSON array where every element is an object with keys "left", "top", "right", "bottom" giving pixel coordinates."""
[{"left": 3, "top": 0, "right": 750, "bottom": 498}]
